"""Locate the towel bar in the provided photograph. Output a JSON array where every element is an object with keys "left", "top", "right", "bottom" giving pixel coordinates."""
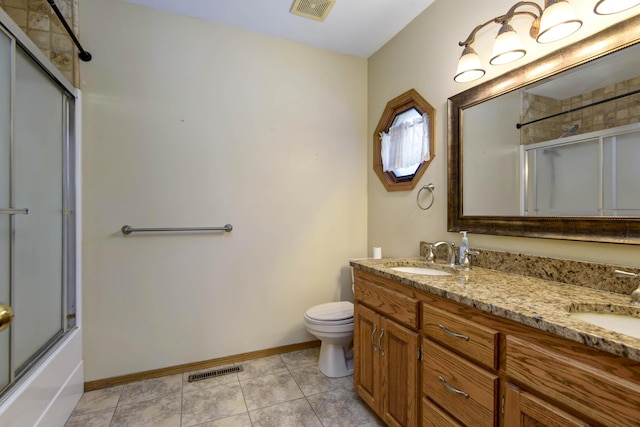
[{"left": 121, "top": 224, "right": 232, "bottom": 235}]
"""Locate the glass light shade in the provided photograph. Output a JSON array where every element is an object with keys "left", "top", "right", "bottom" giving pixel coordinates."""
[
  {"left": 490, "top": 24, "right": 526, "bottom": 65},
  {"left": 594, "top": 0, "right": 640, "bottom": 14},
  {"left": 454, "top": 45, "right": 485, "bottom": 83},
  {"left": 537, "top": 0, "right": 582, "bottom": 44}
]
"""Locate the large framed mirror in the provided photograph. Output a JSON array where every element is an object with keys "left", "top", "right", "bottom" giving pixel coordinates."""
[{"left": 448, "top": 15, "right": 640, "bottom": 244}]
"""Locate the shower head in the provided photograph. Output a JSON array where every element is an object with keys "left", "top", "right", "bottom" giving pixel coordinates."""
[{"left": 559, "top": 124, "right": 579, "bottom": 138}]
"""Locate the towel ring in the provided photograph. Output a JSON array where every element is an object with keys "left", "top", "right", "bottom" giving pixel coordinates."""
[{"left": 417, "top": 183, "right": 435, "bottom": 210}]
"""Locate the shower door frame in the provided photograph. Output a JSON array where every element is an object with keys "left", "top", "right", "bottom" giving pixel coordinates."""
[{"left": 0, "top": 7, "right": 82, "bottom": 427}]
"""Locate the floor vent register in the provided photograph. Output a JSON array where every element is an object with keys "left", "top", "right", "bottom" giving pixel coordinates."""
[{"left": 187, "top": 365, "right": 243, "bottom": 382}]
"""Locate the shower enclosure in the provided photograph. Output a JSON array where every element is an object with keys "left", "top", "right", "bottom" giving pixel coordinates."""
[
  {"left": 522, "top": 123, "right": 640, "bottom": 216},
  {"left": 0, "top": 9, "right": 82, "bottom": 426}
]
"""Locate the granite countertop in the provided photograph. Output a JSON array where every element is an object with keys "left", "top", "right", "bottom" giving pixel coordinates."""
[{"left": 350, "top": 257, "right": 640, "bottom": 362}]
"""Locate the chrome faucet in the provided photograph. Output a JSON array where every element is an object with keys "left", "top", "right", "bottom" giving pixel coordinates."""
[
  {"left": 432, "top": 241, "right": 456, "bottom": 267},
  {"left": 425, "top": 244, "right": 436, "bottom": 263},
  {"left": 459, "top": 248, "right": 480, "bottom": 271},
  {"left": 614, "top": 270, "right": 640, "bottom": 304}
]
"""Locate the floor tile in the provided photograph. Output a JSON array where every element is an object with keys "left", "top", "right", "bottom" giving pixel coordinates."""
[
  {"left": 289, "top": 364, "right": 352, "bottom": 396},
  {"left": 64, "top": 408, "right": 114, "bottom": 427},
  {"left": 181, "top": 382, "right": 247, "bottom": 427},
  {"left": 356, "top": 420, "right": 387, "bottom": 427},
  {"left": 240, "top": 371, "right": 304, "bottom": 411},
  {"left": 249, "top": 398, "right": 323, "bottom": 427},
  {"left": 280, "top": 347, "right": 320, "bottom": 369},
  {"left": 119, "top": 373, "right": 182, "bottom": 405},
  {"left": 236, "top": 355, "right": 288, "bottom": 380},
  {"left": 190, "top": 413, "right": 252, "bottom": 426},
  {"left": 69, "top": 385, "right": 123, "bottom": 415},
  {"left": 111, "top": 393, "right": 182, "bottom": 427},
  {"left": 307, "top": 387, "right": 379, "bottom": 427},
  {"left": 183, "top": 364, "right": 240, "bottom": 393},
  {"left": 64, "top": 349, "right": 379, "bottom": 427}
]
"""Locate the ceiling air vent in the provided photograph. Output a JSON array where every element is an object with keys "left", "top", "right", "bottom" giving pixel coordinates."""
[{"left": 290, "top": 0, "right": 336, "bottom": 22}]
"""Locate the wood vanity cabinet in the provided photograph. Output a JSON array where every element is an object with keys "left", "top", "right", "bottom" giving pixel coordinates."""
[
  {"left": 354, "top": 277, "right": 420, "bottom": 427},
  {"left": 504, "top": 335, "right": 640, "bottom": 426},
  {"left": 421, "top": 300, "right": 500, "bottom": 427},
  {"left": 503, "top": 383, "right": 590, "bottom": 427},
  {"left": 352, "top": 269, "right": 640, "bottom": 427}
]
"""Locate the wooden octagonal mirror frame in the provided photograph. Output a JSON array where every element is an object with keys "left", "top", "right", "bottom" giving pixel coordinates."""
[{"left": 374, "top": 88, "right": 436, "bottom": 191}]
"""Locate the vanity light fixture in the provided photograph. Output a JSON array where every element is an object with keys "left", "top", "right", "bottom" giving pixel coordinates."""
[
  {"left": 454, "top": 0, "right": 582, "bottom": 83},
  {"left": 594, "top": 0, "right": 640, "bottom": 14},
  {"left": 537, "top": 0, "right": 583, "bottom": 43}
]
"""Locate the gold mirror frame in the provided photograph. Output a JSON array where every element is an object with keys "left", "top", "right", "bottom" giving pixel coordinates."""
[
  {"left": 374, "top": 88, "right": 436, "bottom": 191},
  {"left": 448, "top": 16, "right": 640, "bottom": 244}
]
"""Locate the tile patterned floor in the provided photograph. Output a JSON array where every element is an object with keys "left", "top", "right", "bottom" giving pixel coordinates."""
[{"left": 65, "top": 348, "right": 384, "bottom": 427}]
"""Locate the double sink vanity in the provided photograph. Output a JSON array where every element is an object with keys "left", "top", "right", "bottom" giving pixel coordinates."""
[
  {"left": 350, "top": 247, "right": 640, "bottom": 427},
  {"left": 359, "top": 14, "right": 640, "bottom": 427}
]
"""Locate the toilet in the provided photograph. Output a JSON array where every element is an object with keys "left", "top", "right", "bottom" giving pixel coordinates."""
[{"left": 303, "top": 301, "right": 354, "bottom": 378}]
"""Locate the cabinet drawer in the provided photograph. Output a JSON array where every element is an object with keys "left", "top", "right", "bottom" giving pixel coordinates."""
[
  {"left": 422, "top": 398, "right": 463, "bottom": 427},
  {"left": 505, "top": 335, "right": 640, "bottom": 427},
  {"left": 354, "top": 281, "right": 418, "bottom": 329},
  {"left": 422, "top": 303, "right": 498, "bottom": 370},
  {"left": 422, "top": 339, "right": 498, "bottom": 427}
]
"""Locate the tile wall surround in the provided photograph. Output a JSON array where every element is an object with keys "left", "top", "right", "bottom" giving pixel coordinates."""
[
  {"left": 521, "top": 75, "right": 640, "bottom": 145},
  {"left": 0, "top": 0, "right": 79, "bottom": 86},
  {"left": 420, "top": 241, "right": 640, "bottom": 296}
]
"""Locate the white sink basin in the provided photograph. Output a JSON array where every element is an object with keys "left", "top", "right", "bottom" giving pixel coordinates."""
[
  {"left": 571, "top": 312, "right": 640, "bottom": 339},
  {"left": 389, "top": 266, "right": 452, "bottom": 276}
]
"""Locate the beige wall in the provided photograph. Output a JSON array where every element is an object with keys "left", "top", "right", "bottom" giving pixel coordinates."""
[
  {"left": 80, "top": 0, "right": 367, "bottom": 381},
  {"left": 368, "top": 0, "right": 640, "bottom": 266}
]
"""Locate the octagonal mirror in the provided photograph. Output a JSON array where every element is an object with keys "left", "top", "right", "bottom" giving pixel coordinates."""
[{"left": 374, "top": 88, "right": 436, "bottom": 191}]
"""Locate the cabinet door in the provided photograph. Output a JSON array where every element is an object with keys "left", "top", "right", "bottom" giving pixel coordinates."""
[
  {"left": 381, "top": 317, "right": 419, "bottom": 427},
  {"left": 354, "top": 302, "right": 380, "bottom": 412},
  {"left": 504, "top": 383, "right": 590, "bottom": 427},
  {"left": 505, "top": 335, "right": 640, "bottom": 426}
]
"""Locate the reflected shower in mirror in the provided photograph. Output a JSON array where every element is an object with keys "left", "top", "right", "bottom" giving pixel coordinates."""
[
  {"left": 448, "top": 15, "right": 640, "bottom": 243},
  {"left": 463, "top": 43, "right": 640, "bottom": 217}
]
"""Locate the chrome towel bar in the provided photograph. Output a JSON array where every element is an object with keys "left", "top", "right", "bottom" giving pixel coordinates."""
[
  {"left": 0, "top": 208, "right": 29, "bottom": 215},
  {"left": 121, "top": 224, "right": 232, "bottom": 235}
]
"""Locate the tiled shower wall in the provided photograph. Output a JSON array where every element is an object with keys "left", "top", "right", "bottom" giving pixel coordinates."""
[
  {"left": 0, "top": 0, "right": 79, "bottom": 86},
  {"left": 521, "top": 75, "right": 640, "bottom": 145}
]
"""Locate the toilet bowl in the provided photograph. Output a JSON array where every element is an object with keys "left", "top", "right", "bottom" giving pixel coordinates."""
[{"left": 304, "top": 301, "right": 354, "bottom": 378}]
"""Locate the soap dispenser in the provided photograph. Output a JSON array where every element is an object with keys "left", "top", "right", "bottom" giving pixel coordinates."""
[{"left": 459, "top": 231, "right": 468, "bottom": 264}]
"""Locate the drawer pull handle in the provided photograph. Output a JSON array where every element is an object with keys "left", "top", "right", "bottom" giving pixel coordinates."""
[
  {"left": 378, "top": 328, "right": 385, "bottom": 356},
  {"left": 438, "top": 375, "right": 469, "bottom": 398},
  {"left": 439, "top": 324, "right": 469, "bottom": 341},
  {"left": 371, "top": 324, "right": 378, "bottom": 351}
]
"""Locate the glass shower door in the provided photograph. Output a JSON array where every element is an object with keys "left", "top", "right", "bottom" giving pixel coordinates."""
[
  {"left": 12, "top": 47, "right": 66, "bottom": 377},
  {"left": 0, "top": 26, "right": 75, "bottom": 398},
  {"left": 0, "top": 26, "right": 11, "bottom": 393}
]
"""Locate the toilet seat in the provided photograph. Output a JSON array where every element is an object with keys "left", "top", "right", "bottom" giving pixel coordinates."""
[
  {"left": 304, "top": 301, "right": 353, "bottom": 326},
  {"left": 303, "top": 300, "right": 354, "bottom": 378}
]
